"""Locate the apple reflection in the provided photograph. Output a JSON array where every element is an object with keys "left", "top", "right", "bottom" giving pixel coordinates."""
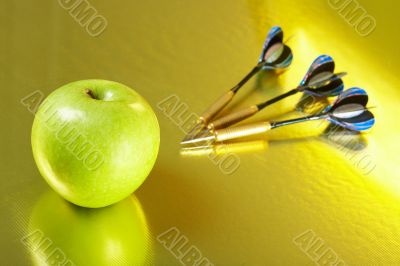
[{"left": 25, "top": 190, "right": 153, "bottom": 266}]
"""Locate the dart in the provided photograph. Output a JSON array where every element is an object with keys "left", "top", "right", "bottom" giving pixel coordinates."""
[
  {"left": 207, "top": 55, "right": 345, "bottom": 130},
  {"left": 183, "top": 26, "right": 293, "bottom": 140},
  {"left": 181, "top": 87, "right": 374, "bottom": 145}
]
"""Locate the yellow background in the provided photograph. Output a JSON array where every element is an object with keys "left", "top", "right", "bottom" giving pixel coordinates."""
[{"left": 1, "top": 0, "right": 399, "bottom": 265}]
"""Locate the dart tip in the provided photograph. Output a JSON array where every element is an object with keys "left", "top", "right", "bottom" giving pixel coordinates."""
[
  {"left": 180, "top": 139, "right": 194, "bottom": 145},
  {"left": 180, "top": 135, "right": 215, "bottom": 145},
  {"left": 181, "top": 123, "right": 206, "bottom": 142},
  {"left": 180, "top": 129, "right": 215, "bottom": 145}
]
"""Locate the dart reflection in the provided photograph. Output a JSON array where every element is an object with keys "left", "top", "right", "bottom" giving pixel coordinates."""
[
  {"left": 255, "top": 70, "right": 282, "bottom": 93},
  {"left": 24, "top": 190, "right": 153, "bottom": 266},
  {"left": 321, "top": 123, "right": 367, "bottom": 151},
  {"left": 296, "top": 93, "right": 329, "bottom": 114}
]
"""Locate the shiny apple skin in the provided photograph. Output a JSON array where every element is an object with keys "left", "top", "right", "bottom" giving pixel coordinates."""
[{"left": 31, "top": 80, "right": 160, "bottom": 208}]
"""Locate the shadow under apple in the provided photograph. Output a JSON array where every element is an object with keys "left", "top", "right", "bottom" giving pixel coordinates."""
[{"left": 23, "top": 190, "right": 153, "bottom": 266}]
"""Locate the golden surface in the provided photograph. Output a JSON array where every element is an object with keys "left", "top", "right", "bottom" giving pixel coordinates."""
[{"left": 1, "top": 0, "right": 400, "bottom": 265}]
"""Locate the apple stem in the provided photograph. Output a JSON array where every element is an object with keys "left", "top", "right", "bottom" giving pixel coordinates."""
[{"left": 85, "top": 89, "right": 97, "bottom": 100}]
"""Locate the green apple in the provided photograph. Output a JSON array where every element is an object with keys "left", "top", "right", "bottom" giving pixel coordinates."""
[
  {"left": 24, "top": 190, "right": 152, "bottom": 265},
  {"left": 31, "top": 80, "right": 160, "bottom": 208}
]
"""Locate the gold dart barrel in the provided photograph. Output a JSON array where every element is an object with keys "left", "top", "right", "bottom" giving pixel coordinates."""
[
  {"left": 180, "top": 140, "right": 268, "bottom": 156},
  {"left": 208, "top": 105, "right": 259, "bottom": 130},
  {"left": 198, "top": 90, "right": 235, "bottom": 124},
  {"left": 214, "top": 121, "right": 272, "bottom": 142}
]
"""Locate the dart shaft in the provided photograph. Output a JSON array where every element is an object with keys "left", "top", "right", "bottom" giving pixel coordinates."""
[
  {"left": 257, "top": 88, "right": 298, "bottom": 110},
  {"left": 271, "top": 114, "right": 324, "bottom": 128},
  {"left": 231, "top": 64, "right": 262, "bottom": 93}
]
